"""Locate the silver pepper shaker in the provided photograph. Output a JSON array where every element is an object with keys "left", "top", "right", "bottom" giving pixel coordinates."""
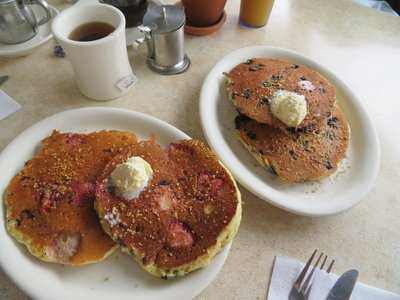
[{"left": 138, "top": 5, "right": 190, "bottom": 75}]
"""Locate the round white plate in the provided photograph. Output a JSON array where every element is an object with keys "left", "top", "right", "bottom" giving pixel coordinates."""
[
  {"left": 0, "top": 5, "right": 59, "bottom": 58},
  {"left": 199, "top": 46, "right": 380, "bottom": 217},
  {"left": 0, "top": 107, "right": 230, "bottom": 300}
]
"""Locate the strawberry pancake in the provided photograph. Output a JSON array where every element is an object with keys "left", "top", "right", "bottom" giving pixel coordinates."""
[
  {"left": 95, "top": 139, "right": 241, "bottom": 278},
  {"left": 5, "top": 130, "right": 137, "bottom": 265}
]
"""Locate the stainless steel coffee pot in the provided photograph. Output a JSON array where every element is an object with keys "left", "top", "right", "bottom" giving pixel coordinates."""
[
  {"left": 0, "top": 0, "right": 52, "bottom": 44},
  {"left": 137, "top": 4, "right": 190, "bottom": 75}
]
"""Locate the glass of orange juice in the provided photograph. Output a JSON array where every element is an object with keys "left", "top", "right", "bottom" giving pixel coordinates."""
[{"left": 239, "top": 0, "right": 275, "bottom": 28}]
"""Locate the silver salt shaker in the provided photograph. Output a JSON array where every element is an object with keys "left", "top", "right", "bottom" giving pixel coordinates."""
[{"left": 138, "top": 5, "right": 190, "bottom": 75}]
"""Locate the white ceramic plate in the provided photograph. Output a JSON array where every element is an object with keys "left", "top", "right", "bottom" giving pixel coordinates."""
[
  {"left": 0, "top": 107, "right": 230, "bottom": 300},
  {"left": 0, "top": 5, "right": 59, "bottom": 58},
  {"left": 199, "top": 46, "right": 380, "bottom": 217}
]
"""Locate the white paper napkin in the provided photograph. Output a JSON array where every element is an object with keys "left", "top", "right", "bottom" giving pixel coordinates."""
[
  {"left": 0, "top": 90, "right": 20, "bottom": 120},
  {"left": 268, "top": 256, "right": 400, "bottom": 300}
]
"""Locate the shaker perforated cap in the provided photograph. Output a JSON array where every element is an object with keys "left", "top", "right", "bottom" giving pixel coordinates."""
[{"left": 143, "top": 4, "right": 185, "bottom": 34}]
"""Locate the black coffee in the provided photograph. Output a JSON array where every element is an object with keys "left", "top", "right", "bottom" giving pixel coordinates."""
[{"left": 69, "top": 22, "right": 115, "bottom": 42}]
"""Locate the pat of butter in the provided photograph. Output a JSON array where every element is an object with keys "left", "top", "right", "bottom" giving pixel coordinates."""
[
  {"left": 270, "top": 90, "right": 307, "bottom": 127},
  {"left": 109, "top": 156, "right": 153, "bottom": 200}
]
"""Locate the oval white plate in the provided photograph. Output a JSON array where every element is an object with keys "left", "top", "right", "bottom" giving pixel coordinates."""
[
  {"left": 0, "top": 107, "right": 230, "bottom": 300},
  {"left": 0, "top": 5, "right": 58, "bottom": 58},
  {"left": 199, "top": 46, "right": 380, "bottom": 217}
]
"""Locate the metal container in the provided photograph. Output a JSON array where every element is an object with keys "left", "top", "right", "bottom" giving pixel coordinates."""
[
  {"left": 138, "top": 5, "right": 190, "bottom": 75},
  {"left": 0, "top": 0, "right": 51, "bottom": 44}
]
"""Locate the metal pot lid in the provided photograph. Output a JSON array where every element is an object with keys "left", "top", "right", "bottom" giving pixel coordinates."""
[{"left": 143, "top": 4, "right": 185, "bottom": 34}]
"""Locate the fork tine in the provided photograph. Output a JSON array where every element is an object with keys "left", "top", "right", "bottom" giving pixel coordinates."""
[
  {"left": 300, "top": 252, "right": 324, "bottom": 294},
  {"left": 305, "top": 283, "right": 313, "bottom": 299},
  {"left": 320, "top": 254, "right": 328, "bottom": 270},
  {"left": 304, "top": 254, "right": 329, "bottom": 297},
  {"left": 293, "top": 249, "right": 318, "bottom": 289},
  {"left": 326, "top": 259, "right": 335, "bottom": 273}
]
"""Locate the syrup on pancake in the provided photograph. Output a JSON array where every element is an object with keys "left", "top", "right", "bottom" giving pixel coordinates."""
[
  {"left": 95, "top": 139, "right": 241, "bottom": 277},
  {"left": 5, "top": 130, "right": 137, "bottom": 265}
]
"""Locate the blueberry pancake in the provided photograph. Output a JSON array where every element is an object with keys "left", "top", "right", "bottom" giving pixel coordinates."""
[
  {"left": 95, "top": 139, "right": 241, "bottom": 278},
  {"left": 225, "top": 58, "right": 336, "bottom": 129},
  {"left": 235, "top": 106, "right": 350, "bottom": 182},
  {"left": 5, "top": 130, "right": 137, "bottom": 265}
]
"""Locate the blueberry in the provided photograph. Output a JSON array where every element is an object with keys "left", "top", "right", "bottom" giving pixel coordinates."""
[{"left": 54, "top": 45, "right": 65, "bottom": 58}]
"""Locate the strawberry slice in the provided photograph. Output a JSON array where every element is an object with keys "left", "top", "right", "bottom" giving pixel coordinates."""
[
  {"left": 40, "top": 189, "right": 55, "bottom": 214},
  {"left": 166, "top": 222, "right": 194, "bottom": 249},
  {"left": 210, "top": 178, "right": 224, "bottom": 196},
  {"left": 168, "top": 143, "right": 195, "bottom": 156},
  {"left": 154, "top": 185, "right": 176, "bottom": 212},
  {"left": 64, "top": 133, "right": 83, "bottom": 151},
  {"left": 45, "top": 232, "right": 81, "bottom": 263},
  {"left": 71, "top": 182, "right": 95, "bottom": 206},
  {"left": 197, "top": 172, "right": 225, "bottom": 198}
]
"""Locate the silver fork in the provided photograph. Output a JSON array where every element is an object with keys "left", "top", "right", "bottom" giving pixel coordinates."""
[{"left": 288, "top": 249, "right": 335, "bottom": 300}]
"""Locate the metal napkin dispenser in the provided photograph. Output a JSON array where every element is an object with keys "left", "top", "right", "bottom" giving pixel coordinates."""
[{"left": 137, "top": 5, "right": 190, "bottom": 75}]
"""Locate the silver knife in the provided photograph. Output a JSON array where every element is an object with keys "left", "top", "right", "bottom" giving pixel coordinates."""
[
  {"left": 326, "top": 269, "right": 359, "bottom": 300},
  {"left": 0, "top": 75, "right": 9, "bottom": 86}
]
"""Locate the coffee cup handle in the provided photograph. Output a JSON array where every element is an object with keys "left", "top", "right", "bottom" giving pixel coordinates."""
[{"left": 32, "top": 0, "right": 52, "bottom": 26}]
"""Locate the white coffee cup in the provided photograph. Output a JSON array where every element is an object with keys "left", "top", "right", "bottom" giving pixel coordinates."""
[{"left": 52, "top": 3, "right": 136, "bottom": 101}]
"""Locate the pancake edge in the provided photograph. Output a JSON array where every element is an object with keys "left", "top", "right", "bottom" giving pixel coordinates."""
[
  {"left": 4, "top": 193, "right": 118, "bottom": 266},
  {"left": 235, "top": 113, "right": 351, "bottom": 182}
]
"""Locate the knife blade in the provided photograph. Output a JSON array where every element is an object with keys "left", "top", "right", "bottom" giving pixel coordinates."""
[
  {"left": 0, "top": 75, "right": 9, "bottom": 86},
  {"left": 326, "top": 269, "right": 359, "bottom": 300}
]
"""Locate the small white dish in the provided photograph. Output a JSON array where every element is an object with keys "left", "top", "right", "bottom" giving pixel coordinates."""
[
  {"left": 0, "top": 107, "right": 231, "bottom": 300},
  {"left": 0, "top": 5, "right": 59, "bottom": 58},
  {"left": 199, "top": 46, "right": 380, "bottom": 217}
]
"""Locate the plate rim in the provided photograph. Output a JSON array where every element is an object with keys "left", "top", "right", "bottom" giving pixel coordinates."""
[
  {"left": 0, "top": 106, "right": 231, "bottom": 300},
  {"left": 199, "top": 45, "right": 380, "bottom": 217}
]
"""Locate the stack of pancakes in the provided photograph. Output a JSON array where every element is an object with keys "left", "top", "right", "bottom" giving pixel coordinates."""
[
  {"left": 5, "top": 130, "right": 241, "bottom": 278},
  {"left": 225, "top": 58, "right": 350, "bottom": 182}
]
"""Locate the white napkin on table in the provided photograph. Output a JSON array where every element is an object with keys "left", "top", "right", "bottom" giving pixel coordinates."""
[
  {"left": 0, "top": 90, "right": 20, "bottom": 120},
  {"left": 268, "top": 256, "right": 400, "bottom": 300}
]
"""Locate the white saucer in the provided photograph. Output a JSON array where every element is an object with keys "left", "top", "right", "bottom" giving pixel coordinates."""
[
  {"left": 0, "top": 5, "right": 59, "bottom": 58},
  {"left": 0, "top": 107, "right": 231, "bottom": 300},
  {"left": 199, "top": 46, "right": 380, "bottom": 217}
]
